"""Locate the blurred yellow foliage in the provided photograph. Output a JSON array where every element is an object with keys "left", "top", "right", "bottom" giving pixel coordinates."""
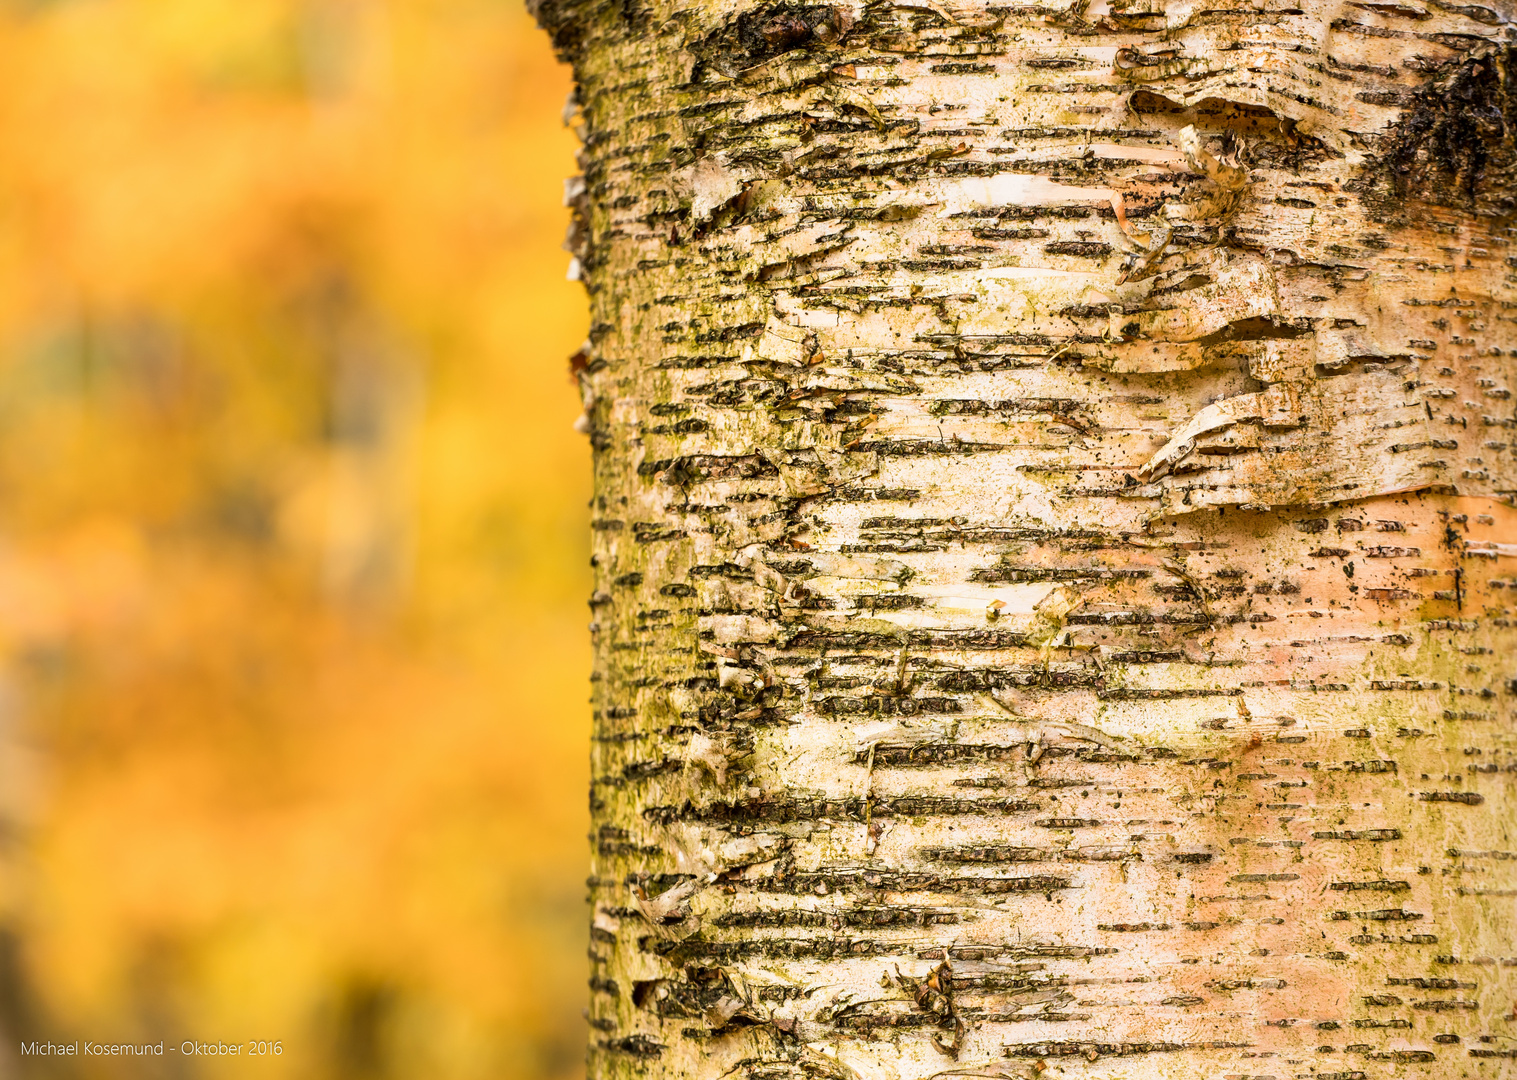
[{"left": 0, "top": 1, "right": 588, "bottom": 1077}]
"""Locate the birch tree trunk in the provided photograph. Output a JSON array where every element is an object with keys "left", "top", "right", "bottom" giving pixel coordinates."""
[{"left": 531, "top": 0, "right": 1517, "bottom": 1076}]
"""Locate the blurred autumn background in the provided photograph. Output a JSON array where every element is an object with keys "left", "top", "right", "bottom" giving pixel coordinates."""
[{"left": 0, "top": 1, "right": 588, "bottom": 1077}]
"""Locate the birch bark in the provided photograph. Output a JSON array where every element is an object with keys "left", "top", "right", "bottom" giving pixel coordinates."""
[{"left": 532, "top": 1, "right": 1517, "bottom": 1076}]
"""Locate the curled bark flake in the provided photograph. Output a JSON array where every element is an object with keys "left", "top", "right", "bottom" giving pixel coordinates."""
[
  {"left": 678, "top": 156, "right": 747, "bottom": 223},
  {"left": 1139, "top": 383, "right": 1305, "bottom": 480},
  {"left": 1117, "top": 226, "right": 1173, "bottom": 284},
  {"left": 1026, "top": 584, "right": 1083, "bottom": 652},
  {"left": 703, "top": 995, "right": 750, "bottom": 1031},
  {"left": 1175, "top": 125, "right": 1250, "bottom": 220},
  {"left": 631, "top": 880, "right": 705, "bottom": 941},
  {"left": 930, "top": 1065, "right": 1037, "bottom": 1080},
  {"left": 854, "top": 718, "right": 958, "bottom": 756},
  {"left": 892, "top": 953, "right": 966, "bottom": 1058}
]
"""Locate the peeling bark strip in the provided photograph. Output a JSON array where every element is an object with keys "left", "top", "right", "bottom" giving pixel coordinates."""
[{"left": 535, "top": 0, "right": 1517, "bottom": 1075}]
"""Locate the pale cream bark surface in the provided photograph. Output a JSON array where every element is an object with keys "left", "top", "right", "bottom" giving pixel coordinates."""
[{"left": 533, "top": 0, "right": 1517, "bottom": 1076}]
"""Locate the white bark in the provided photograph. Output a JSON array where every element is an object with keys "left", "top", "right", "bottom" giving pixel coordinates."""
[{"left": 534, "top": 1, "right": 1517, "bottom": 1076}]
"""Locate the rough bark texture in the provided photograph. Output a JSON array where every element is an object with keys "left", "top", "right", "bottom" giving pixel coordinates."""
[{"left": 534, "top": 0, "right": 1517, "bottom": 1076}]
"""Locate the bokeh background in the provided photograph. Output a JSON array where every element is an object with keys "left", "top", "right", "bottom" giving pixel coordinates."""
[{"left": 0, "top": 2, "right": 588, "bottom": 1077}]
